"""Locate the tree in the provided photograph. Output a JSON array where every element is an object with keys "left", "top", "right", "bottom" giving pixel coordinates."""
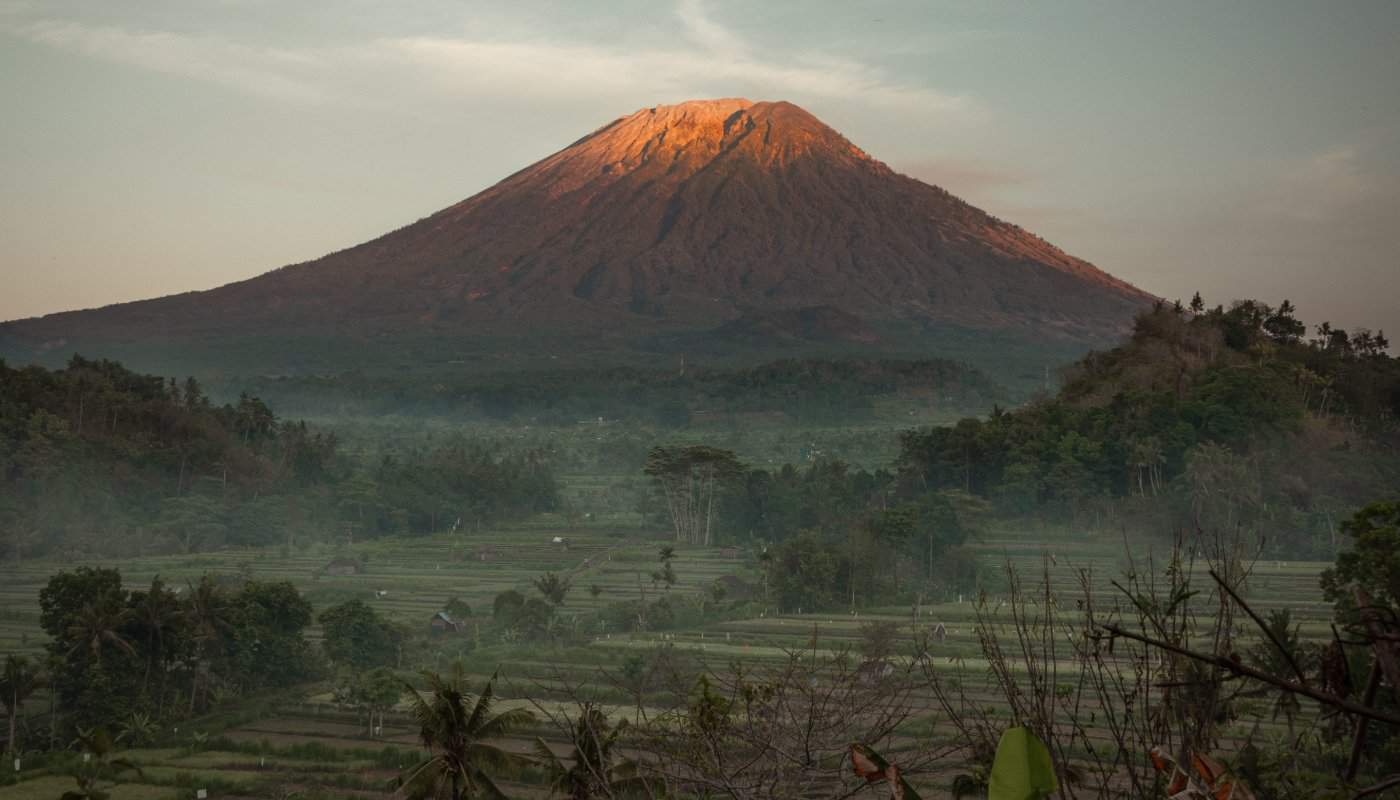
[
  {"left": 766, "top": 533, "right": 847, "bottom": 612},
  {"left": 651, "top": 546, "right": 677, "bottom": 592},
  {"left": 185, "top": 575, "right": 235, "bottom": 713},
  {"left": 320, "top": 599, "right": 399, "bottom": 670},
  {"left": 39, "top": 567, "right": 124, "bottom": 641},
  {"left": 534, "top": 703, "right": 643, "bottom": 799},
  {"left": 1321, "top": 500, "right": 1400, "bottom": 614},
  {"left": 356, "top": 667, "right": 403, "bottom": 739},
  {"left": 492, "top": 591, "right": 525, "bottom": 628},
  {"left": 129, "top": 576, "right": 183, "bottom": 698},
  {"left": 1, "top": 655, "right": 45, "bottom": 755},
  {"left": 869, "top": 506, "right": 915, "bottom": 590},
  {"left": 533, "top": 572, "right": 573, "bottom": 607},
  {"left": 859, "top": 621, "right": 901, "bottom": 662},
  {"left": 228, "top": 580, "right": 316, "bottom": 688},
  {"left": 643, "top": 446, "right": 745, "bottom": 545},
  {"left": 64, "top": 602, "right": 136, "bottom": 667},
  {"left": 157, "top": 494, "right": 228, "bottom": 554},
  {"left": 38, "top": 568, "right": 138, "bottom": 735},
  {"left": 396, "top": 667, "right": 533, "bottom": 800},
  {"left": 445, "top": 596, "right": 473, "bottom": 620}
]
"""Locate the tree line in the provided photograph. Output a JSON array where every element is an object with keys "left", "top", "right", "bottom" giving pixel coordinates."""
[
  {"left": 0, "top": 356, "right": 559, "bottom": 559},
  {"left": 896, "top": 298, "right": 1399, "bottom": 556},
  {"left": 220, "top": 357, "right": 1004, "bottom": 426}
]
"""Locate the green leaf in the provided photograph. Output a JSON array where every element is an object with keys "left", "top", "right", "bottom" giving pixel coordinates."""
[{"left": 988, "top": 727, "right": 1058, "bottom": 800}]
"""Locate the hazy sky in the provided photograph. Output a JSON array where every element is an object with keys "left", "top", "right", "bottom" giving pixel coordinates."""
[{"left": 2, "top": 0, "right": 1397, "bottom": 338}]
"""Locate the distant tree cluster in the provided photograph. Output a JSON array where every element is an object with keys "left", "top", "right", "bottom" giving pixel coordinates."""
[
  {"left": 897, "top": 298, "right": 1399, "bottom": 555},
  {"left": 225, "top": 357, "right": 1003, "bottom": 426},
  {"left": 35, "top": 567, "right": 318, "bottom": 737},
  {"left": 637, "top": 444, "right": 984, "bottom": 613},
  {"left": 0, "top": 356, "right": 559, "bottom": 559}
]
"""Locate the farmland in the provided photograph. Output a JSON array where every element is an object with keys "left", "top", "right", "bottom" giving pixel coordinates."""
[{"left": 0, "top": 507, "right": 1337, "bottom": 798}]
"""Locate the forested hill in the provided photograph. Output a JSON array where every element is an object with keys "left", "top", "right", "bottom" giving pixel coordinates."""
[
  {"left": 218, "top": 357, "right": 1005, "bottom": 425},
  {"left": 897, "top": 298, "right": 1399, "bottom": 556},
  {"left": 0, "top": 357, "right": 557, "bottom": 559}
]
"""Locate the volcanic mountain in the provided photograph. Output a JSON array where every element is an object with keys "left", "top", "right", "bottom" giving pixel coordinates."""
[{"left": 1, "top": 98, "right": 1153, "bottom": 374}]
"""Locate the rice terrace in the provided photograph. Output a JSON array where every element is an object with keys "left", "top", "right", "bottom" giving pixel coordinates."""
[{"left": 0, "top": 505, "right": 1351, "bottom": 799}]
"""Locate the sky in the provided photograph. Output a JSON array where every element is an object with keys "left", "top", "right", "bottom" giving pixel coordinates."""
[{"left": 2, "top": 0, "right": 1397, "bottom": 338}]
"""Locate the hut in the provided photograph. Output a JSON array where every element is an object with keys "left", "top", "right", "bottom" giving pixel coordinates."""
[
  {"left": 475, "top": 545, "right": 500, "bottom": 562},
  {"left": 719, "top": 546, "right": 741, "bottom": 559},
  {"left": 932, "top": 622, "right": 947, "bottom": 642},
  {"left": 429, "top": 611, "right": 459, "bottom": 637}
]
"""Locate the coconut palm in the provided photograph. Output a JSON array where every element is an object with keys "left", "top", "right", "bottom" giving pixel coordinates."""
[
  {"left": 64, "top": 602, "right": 136, "bottom": 666},
  {"left": 133, "top": 576, "right": 183, "bottom": 699},
  {"left": 185, "top": 575, "right": 234, "bottom": 713},
  {"left": 1, "top": 654, "right": 45, "bottom": 755},
  {"left": 396, "top": 667, "right": 533, "bottom": 800},
  {"left": 534, "top": 704, "right": 647, "bottom": 799}
]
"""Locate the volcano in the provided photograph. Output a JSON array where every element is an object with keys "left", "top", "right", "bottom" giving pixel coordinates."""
[{"left": 0, "top": 98, "right": 1153, "bottom": 374}]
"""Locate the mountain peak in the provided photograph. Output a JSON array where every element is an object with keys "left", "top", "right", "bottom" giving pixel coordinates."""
[
  {"left": 1, "top": 99, "right": 1153, "bottom": 374},
  {"left": 509, "top": 98, "right": 875, "bottom": 196}
]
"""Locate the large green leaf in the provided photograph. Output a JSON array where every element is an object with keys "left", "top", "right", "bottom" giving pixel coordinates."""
[{"left": 988, "top": 727, "right": 1058, "bottom": 800}]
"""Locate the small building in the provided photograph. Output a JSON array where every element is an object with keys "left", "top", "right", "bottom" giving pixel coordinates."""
[
  {"left": 931, "top": 622, "right": 947, "bottom": 643},
  {"left": 719, "top": 546, "right": 741, "bottom": 559},
  {"left": 552, "top": 536, "right": 571, "bottom": 551},
  {"left": 475, "top": 546, "right": 500, "bottom": 562},
  {"left": 323, "top": 557, "right": 362, "bottom": 577},
  {"left": 856, "top": 659, "right": 895, "bottom": 686},
  {"left": 429, "top": 611, "right": 459, "bottom": 637}
]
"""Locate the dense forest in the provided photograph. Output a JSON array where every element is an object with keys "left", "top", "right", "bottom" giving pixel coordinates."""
[
  {"left": 220, "top": 357, "right": 1004, "bottom": 426},
  {"left": 897, "top": 298, "right": 1399, "bottom": 556},
  {"left": 0, "top": 357, "right": 559, "bottom": 559}
]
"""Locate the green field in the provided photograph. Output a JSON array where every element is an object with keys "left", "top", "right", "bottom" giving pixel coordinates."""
[{"left": 0, "top": 510, "right": 1337, "bottom": 799}]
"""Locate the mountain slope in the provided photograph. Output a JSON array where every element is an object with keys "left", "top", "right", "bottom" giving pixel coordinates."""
[{"left": 0, "top": 98, "right": 1153, "bottom": 373}]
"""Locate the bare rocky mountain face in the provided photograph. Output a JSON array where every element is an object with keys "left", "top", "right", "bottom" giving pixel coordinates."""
[{"left": 1, "top": 98, "right": 1153, "bottom": 375}]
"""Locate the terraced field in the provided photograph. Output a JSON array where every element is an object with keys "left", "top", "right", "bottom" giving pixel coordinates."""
[{"left": 0, "top": 516, "right": 1337, "bottom": 798}]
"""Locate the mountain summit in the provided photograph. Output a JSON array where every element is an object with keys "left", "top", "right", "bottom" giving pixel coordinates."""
[{"left": 1, "top": 99, "right": 1153, "bottom": 373}]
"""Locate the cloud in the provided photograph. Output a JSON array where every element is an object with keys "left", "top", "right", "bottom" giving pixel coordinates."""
[
  {"left": 11, "top": 18, "right": 337, "bottom": 104},
  {"left": 1263, "top": 146, "right": 1383, "bottom": 223},
  {"left": 676, "top": 0, "right": 745, "bottom": 56},
  {"left": 3, "top": 0, "right": 971, "bottom": 116}
]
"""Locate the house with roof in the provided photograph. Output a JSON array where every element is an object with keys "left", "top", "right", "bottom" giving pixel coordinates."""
[{"left": 429, "top": 611, "right": 460, "bottom": 637}]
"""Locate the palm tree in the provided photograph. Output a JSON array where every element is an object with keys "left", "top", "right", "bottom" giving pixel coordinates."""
[
  {"left": 1, "top": 655, "right": 45, "bottom": 755},
  {"left": 64, "top": 602, "right": 136, "bottom": 666},
  {"left": 396, "top": 667, "right": 533, "bottom": 800},
  {"left": 133, "top": 576, "right": 183, "bottom": 701},
  {"left": 185, "top": 575, "right": 234, "bottom": 713},
  {"left": 534, "top": 704, "right": 646, "bottom": 799}
]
